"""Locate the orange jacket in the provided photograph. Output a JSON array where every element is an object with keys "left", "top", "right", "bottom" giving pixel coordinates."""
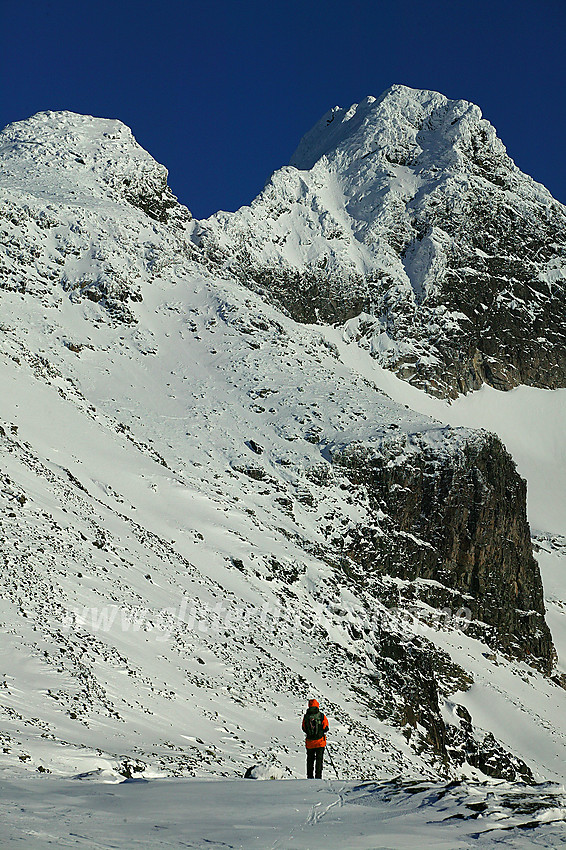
[{"left": 302, "top": 711, "right": 329, "bottom": 749}]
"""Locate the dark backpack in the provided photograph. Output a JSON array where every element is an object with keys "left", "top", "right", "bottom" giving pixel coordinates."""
[{"left": 304, "top": 709, "right": 325, "bottom": 740}]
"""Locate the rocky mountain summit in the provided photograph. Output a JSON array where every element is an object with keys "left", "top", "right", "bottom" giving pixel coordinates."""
[
  {"left": 0, "top": 99, "right": 565, "bottom": 784},
  {"left": 196, "top": 85, "right": 566, "bottom": 397}
]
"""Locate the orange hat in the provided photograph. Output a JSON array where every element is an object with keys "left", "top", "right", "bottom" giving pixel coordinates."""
[{"left": 308, "top": 699, "right": 319, "bottom": 708}]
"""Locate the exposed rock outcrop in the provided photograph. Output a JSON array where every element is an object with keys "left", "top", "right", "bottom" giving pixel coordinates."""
[
  {"left": 330, "top": 429, "right": 554, "bottom": 671},
  {"left": 340, "top": 623, "right": 534, "bottom": 781}
]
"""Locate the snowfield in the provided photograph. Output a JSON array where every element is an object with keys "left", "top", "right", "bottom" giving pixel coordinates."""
[
  {"left": 0, "top": 90, "right": 566, "bottom": 847},
  {"left": 2, "top": 774, "right": 566, "bottom": 849}
]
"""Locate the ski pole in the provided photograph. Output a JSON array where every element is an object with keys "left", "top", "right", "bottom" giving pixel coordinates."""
[{"left": 326, "top": 744, "right": 339, "bottom": 779}]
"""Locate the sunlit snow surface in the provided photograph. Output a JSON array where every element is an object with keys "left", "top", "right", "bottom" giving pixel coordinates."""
[
  {"left": 0, "top": 106, "right": 566, "bottom": 847},
  {"left": 1, "top": 775, "right": 566, "bottom": 848}
]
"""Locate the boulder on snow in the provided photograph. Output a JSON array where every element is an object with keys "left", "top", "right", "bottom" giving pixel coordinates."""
[{"left": 244, "top": 764, "right": 285, "bottom": 780}]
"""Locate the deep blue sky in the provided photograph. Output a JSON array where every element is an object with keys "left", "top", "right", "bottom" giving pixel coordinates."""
[{"left": 2, "top": 0, "right": 565, "bottom": 218}]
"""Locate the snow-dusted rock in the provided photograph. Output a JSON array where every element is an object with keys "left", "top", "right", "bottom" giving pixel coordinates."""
[
  {"left": 0, "top": 110, "right": 190, "bottom": 224},
  {"left": 198, "top": 85, "right": 566, "bottom": 397},
  {"left": 244, "top": 763, "right": 287, "bottom": 779}
]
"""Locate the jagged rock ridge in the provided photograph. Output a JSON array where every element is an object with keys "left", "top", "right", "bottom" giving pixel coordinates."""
[{"left": 196, "top": 85, "right": 566, "bottom": 398}]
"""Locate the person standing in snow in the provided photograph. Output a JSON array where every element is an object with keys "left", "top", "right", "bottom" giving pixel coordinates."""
[{"left": 302, "top": 698, "right": 329, "bottom": 778}]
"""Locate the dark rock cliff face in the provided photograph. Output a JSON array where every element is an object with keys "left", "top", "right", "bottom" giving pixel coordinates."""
[
  {"left": 330, "top": 431, "right": 554, "bottom": 672},
  {"left": 384, "top": 180, "right": 566, "bottom": 397},
  {"left": 223, "top": 258, "right": 372, "bottom": 326}
]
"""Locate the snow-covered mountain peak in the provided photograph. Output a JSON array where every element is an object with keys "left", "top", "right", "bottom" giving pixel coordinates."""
[
  {"left": 201, "top": 84, "right": 566, "bottom": 398},
  {"left": 290, "top": 85, "right": 491, "bottom": 176},
  {"left": 1, "top": 111, "right": 146, "bottom": 184},
  {"left": 1, "top": 108, "right": 133, "bottom": 149},
  {"left": 0, "top": 110, "right": 188, "bottom": 223}
]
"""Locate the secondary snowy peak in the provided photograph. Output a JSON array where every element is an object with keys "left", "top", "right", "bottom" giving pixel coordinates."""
[
  {"left": 199, "top": 85, "right": 566, "bottom": 398},
  {"left": 1, "top": 111, "right": 142, "bottom": 169},
  {"left": 0, "top": 111, "right": 195, "bottom": 321},
  {"left": 0, "top": 110, "right": 189, "bottom": 224}
]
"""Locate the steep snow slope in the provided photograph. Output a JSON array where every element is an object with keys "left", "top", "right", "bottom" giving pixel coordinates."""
[
  {"left": 0, "top": 109, "right": 565, "bottom": 790},
  {"left": 198, "top": 85, "right": 566, "bottom": 397}
]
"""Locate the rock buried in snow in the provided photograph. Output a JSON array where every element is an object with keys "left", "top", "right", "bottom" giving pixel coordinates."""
[
  {"left": 244, "top": 764, "right": 286, "bottom": 780},
  {"left": 71, "top": 768, "right": 124, "bottom": 783}
]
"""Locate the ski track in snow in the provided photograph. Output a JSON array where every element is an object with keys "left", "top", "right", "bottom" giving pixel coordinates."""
[{"left": 1, "top": 776, "right": 566, "bottom": 848}]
